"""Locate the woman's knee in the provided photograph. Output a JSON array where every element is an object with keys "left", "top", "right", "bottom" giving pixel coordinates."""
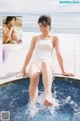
[
  {"left": 41, "top": 60, "right": 47, "bottom": 69},
  {"left": 29, "top": 72, "right": 40, "bottom": 80},
  {"left": 29, "top": 73, "right": 40, "bottom": 88},
  {"left": 12, "top": 32, "right": 19, "bottom": 40}
]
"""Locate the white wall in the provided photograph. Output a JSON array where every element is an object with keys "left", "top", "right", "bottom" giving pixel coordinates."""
[{"left": 0, "top": 32, "right": 80, "bottom": 78}]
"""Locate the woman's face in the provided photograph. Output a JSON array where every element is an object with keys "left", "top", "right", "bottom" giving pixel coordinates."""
[
  {"left": 39, "top": 23, "right": 50, "bottom": 33},
  {"left": 9, "top": 18, "right": 15, "bottom": 26}
]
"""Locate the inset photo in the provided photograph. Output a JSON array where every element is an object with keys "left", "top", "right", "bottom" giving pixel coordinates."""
[
  {"left": 2, "top": 16, "right": 22, "bottom": 44},
  {"left": 0, "top": 45, "right": 2, "bottom": 63}
]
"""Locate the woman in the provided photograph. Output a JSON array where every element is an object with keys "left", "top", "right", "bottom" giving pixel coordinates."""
[
  {"left": 3, "top": 16, "right": 19, "bottom": 44},
  {"left": 18, "top": 15, "right": 73, "bottom": 106}
]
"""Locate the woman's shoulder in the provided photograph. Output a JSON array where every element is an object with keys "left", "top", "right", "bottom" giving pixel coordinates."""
[
  {"left": 51, "top": 35, "right": 59, "bottom": 46},
  {"left": 3, "top": 24, "right": 8, "bottom": 30},
  {"left": 32, "top": 35, "right": 40, "bottom": 42},
  {"left": 52, "top": 35, "right": 59, "bottom": 41},
  {"left": 3, "top": 24, "right": 7, "bottom": 28},
  {"left": 32, "top": 35, "right": 40, "bottom": 39}
]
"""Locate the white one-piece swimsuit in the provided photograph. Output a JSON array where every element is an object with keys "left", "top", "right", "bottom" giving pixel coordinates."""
[{"left": 32, "top": 36, "right": 54, "bottom": 70}]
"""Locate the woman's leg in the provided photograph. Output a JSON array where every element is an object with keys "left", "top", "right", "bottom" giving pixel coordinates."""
[
  {"left": 28, "top": 62, "right": 41, "bottom": 103},
  {"left": 11, "top": 32, "right": 19, "bottom": 43},
  {"left": 41, "top": 61, "right": 53, "bottom": 106}
]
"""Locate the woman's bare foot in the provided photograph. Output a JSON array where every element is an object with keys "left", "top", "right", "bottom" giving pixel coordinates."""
[
  {"left": 44, "top": 98, "right": 53, "bottom": 106},
  {"left": 44, "top": 91, "right": 53, "bottom": 106}
]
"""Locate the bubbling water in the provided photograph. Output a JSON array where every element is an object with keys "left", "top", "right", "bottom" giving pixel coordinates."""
[
  {"left": 25, "top": 89, "right": 80, "bottom": 121},
  {"left": 25, "top": 91, "right": 59, "bottom": 121},
  {"left": 0, "top": 78, "right": 80, "bottom": 121}
]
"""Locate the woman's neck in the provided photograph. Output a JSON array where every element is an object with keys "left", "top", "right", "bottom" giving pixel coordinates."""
[
  {"left": 41, "top": 31, "right": 51, "bottom": 38},
  {"left": 6, "top": 23, "right": 11, "bottom": 29},
  {"left": 40, "top": 32, "right": 51, "bottom": 40}
]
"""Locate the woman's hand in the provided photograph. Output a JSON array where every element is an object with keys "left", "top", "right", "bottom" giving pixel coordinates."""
[
  {"left": 10, "top": 25, "right": 16, "bottom": 33},
  {"left": 16, "top": 69, "right": 26, "bottom": 77},
  {"left": 10, "top": 26, "right": 14, "bottom": 31},
  {"left": 62, "top": 71, "right": 74, "bottom": 76}
]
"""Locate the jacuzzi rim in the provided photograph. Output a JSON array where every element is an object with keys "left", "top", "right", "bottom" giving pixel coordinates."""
[{"left": 0, "top": 75, "right": 80, "bottom": 87}]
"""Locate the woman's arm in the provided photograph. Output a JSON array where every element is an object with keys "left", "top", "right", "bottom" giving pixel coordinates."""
[
  {"left": 3, "top": 26, "right": 13, "bottom": 38},
  {"left": 54, "top": 36, "right": 65, "bottom": 73},
  {"left": 19, "top": 36, "right": 36, "bottom": 76},
  {"left": 22, "top": 37, "right": 35, "bottom": 70},
  {"left": 53, "top": 36, "right": 74, "bottom": 76}
]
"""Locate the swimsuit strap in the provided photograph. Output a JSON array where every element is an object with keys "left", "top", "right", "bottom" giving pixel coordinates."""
[{"left": 39, "top": 34, "right": 52, "bottom": 40}]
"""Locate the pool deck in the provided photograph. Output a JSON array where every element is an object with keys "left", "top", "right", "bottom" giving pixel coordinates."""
[
  {"left": 0, "top": 32, "right": 80, "bottom": 85},
  {"left": 0, "top": 72, "right": 80, "bottom": 85}
]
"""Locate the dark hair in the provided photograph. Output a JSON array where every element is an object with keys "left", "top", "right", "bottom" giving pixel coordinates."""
[
  {"left": 38, "top": 15, "right": 51, "bottom": 29},
  {"left": 5, "top": 16, "right": 16, "bottom": 24}
]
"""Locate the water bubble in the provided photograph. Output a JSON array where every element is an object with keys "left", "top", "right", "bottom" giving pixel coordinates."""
[{"left": 25, "top": 101, "right": 38, "bottom": 118}]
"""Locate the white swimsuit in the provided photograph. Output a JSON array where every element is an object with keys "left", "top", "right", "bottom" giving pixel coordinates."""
[{"left": 32, "top": 36, "right": 53, "bottom": 70}]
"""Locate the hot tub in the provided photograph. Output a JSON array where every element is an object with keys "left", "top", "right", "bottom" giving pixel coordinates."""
[{"left": 0, "top": 76, "right": 80, "bottom": 121}]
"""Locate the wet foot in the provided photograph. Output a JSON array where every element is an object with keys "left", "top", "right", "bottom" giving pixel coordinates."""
[
  {"left": 44, "top": 91, "right": 53, "bottom": 106},
  {"left": 44, "top": 99, "right": 53, "bottom": 106}
]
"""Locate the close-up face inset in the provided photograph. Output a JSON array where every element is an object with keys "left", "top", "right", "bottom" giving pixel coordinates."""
[
  {"left": 5, "top": 16, "right": 16, "bottom": 25},
  {"left": 2, "top": 16, "right": 22, "bottom": 44}
]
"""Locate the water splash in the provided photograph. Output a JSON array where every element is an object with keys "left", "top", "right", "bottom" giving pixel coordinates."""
[
  {"left": 25, "top": 91, "right": 60, "bottom": 121},
  {"left": 0, "top": 79, "right": 80, "bottom": 121}
]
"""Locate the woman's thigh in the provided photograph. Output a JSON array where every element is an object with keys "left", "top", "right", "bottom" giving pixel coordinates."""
[
  {"left": 28, "top": 62, "right": 41, "bottom": 78},
  {"left": 11, "top": 32, "right": 18, "bottom": 40},
  {"left": 40, "top": 60, "right": 53, "bottom": 78}
]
